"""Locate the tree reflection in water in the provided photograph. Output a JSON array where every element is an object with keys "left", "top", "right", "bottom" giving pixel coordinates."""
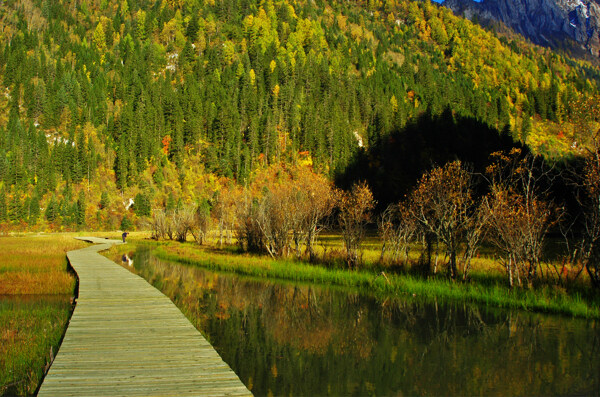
[{"left": 124, "top": 248, "right": 599, "bottom": 396}]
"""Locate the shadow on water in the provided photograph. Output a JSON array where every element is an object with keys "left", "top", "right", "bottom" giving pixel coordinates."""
[{"left": 122, "top": 248, "right": 599, "bottom": 396}]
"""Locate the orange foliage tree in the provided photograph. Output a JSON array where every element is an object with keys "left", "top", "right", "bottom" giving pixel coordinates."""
[
  {"left": 483, "top": 149, "right": 556, "bottom": 288},
  {"left": 409, "top": 161, "right": 484, "bottom": 279},
  {"left": 336, "top": 181, "right": 375, "bottom": 268},
  {"left": 237, "top": 164, "right": 334, "bottom": 258}
]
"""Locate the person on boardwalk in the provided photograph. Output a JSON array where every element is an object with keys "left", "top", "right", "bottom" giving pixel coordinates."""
[{"left": 122, "top": 231, "right": 129, "bottom": 243}]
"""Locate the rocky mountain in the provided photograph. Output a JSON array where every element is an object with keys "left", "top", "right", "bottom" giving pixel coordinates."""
[{"left": 443, "top": 0, "right": 600, "bottom": 60}]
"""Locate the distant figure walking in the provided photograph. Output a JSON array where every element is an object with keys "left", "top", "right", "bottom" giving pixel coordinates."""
[{"left": 122, "top": 232, "right": 129, "bottom": 243}]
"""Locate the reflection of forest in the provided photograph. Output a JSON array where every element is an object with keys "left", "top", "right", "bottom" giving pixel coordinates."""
[{"left": 128, "top": 250, "right": 599, "bottom": 396}]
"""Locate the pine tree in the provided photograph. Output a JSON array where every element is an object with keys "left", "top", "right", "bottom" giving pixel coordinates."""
[
  {"left": 115, "top": 137, "right": 129, "bottom": 190},
  {"left": 0, "top": 188, "right": 7, "bottom": 222},
  {"left": 134, "top": 192, "right": 151, "bottom": 217},
  {"left": 28, "top": 193, "right": 41, "bottom": 224},
  {"left": 120, "top": 215, "right": 134, "bottom": 231},
  {"left": 99, "top": 191, "right": 109, "bottom": 209},
  {"left": 45, "top": 195, "right": 58, "bottom": 223},
  {"left": 7, "top": 192, "right": 24, "bottom": 223},
  {"left": 76, "top": 191, "right": 86, "bottom": 227}
]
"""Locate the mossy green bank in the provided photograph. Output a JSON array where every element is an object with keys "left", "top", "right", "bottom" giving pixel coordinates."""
[{"left": 115, "top": 240, "right": 600, "bottom": 319}]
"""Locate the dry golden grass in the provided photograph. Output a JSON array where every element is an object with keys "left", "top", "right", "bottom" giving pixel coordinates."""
[
  {"left": 0, "top": 235, "right": 87, "bottom": 295},
  {"left": 0, "top": 234, "right": 88, "bottom": 395}
]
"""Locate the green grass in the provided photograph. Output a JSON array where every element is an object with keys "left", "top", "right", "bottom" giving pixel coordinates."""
[
  {"left": 115, "top": 239, "right": 600, "bottom": 319},
  {"left": 0, "top": 296, "right": 72, "bottom": 396}
]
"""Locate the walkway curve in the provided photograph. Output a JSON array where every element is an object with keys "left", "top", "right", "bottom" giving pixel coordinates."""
[{"left": 38, "top": 237, "right": 251, "bottom": 396}]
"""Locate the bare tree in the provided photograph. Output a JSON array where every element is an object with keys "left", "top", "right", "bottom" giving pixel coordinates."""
[
  {"left": 151, "top": 204, "right": 196, "bottom": 243},
  {"left": 235, "top": 172, "right": 293, "bottom": 257},
  {"left": 172, "top": 204, "right": 196, "bottom": 242},
  {"left": 150, "top": 209, "right": 168, "bottom": 240},
  {"left": 236, "top": 195, "right": 265, "bottom": 253},
  {"left": 236, "top": 164, "right": 334, "bottom": 259},
  {"left": 461, "top": 202, "right": 489, "bottom": 280},
  {"left": 569, "top": 130, "right": 600, "bottom": 288},
  {"left": 378, "top": 202, "right": 417, "bottom": 265},
  {"left": 336, "top": 182, "right": 375, "bottom": 268},
  {"left": 378, "top": 205, "right": 396, "bottom": 263},
  {"left": 257, "top": 182, "right": 295, "bottom": 257},
  {"left": 483, "top": 149, "right": 556, "bottom": 288}
]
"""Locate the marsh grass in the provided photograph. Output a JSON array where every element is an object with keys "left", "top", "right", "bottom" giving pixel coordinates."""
[
  {"left": 109, "top": 235, "right": 600, "bottom": 319},
  {"left": 0, "top": 235, "right": 86, "bottom": 294},
  {"left": 0, "top": 296, "right": 71, "bottom": 396},
  {"left": 0, "top": 234, "right": 88, "bottom": 396}
]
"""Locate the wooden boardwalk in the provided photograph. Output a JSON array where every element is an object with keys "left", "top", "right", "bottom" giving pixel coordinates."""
[{"left": 38, "top": 237, "right": 251, "bottom": 396}]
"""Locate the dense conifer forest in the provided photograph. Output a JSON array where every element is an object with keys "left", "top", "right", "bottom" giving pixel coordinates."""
[{"left": 0, "top": 0, "right": 599, "bottom": 230}]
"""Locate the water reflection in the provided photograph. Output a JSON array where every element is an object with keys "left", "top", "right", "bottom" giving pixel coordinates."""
[{"left": 124, "top": 248, "right": 599, "bottom": 396}]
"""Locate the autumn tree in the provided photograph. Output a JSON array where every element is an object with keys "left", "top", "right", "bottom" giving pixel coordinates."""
[
  {"left": 336, "top": 182, "right": 375, "bottom": 268},
  {"left": 483, "top": 149, "right": 555, "bottom": 288},
  {"left": 568, "top": 130, "right": 600, "bottom": 289},
  {"left": 236, "top": 165, "right": 293, "bottom": 257},
  {"left": 289, "top": 166, "right": 335, "bottom": 260},
  {"left": 409, "top": 161, "right": 480, "bottom": 279},
  {"left": 189, "top": 200, "right": 211, "bottom": 245},
  {"left": 212, "top": 184, "right": 240, "bottom": 246}
]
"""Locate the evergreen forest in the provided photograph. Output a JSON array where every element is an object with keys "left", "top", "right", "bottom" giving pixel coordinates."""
[{"left": 0, "top": 0, "right": 599, "bottom": 230}]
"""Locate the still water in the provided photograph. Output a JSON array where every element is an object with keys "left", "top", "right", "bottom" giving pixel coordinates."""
[{"left": 123, "top": 249, "right": 599, "bottom": 396}]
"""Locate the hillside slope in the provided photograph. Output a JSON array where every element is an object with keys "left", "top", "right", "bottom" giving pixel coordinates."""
[{"left": 0, "top": 0, "right": 598, "bottom": 230}]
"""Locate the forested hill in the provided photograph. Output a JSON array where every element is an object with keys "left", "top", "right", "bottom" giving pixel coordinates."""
[{"left": 0, "top": 0, "right": 599, "bottom": 230}]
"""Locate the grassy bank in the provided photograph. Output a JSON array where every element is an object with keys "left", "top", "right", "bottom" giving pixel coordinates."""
[
  {"left": 114, "top": 238, "right": 600, "bottom": 319},
  {"left": 0, "top": 234, "right": 86, "bottom": 396}
]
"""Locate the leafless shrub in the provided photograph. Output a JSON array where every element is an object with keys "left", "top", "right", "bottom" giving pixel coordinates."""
[
  {"left": 236, "top": 165, "right": 334, "bottom": 259},
  {"left": 378, "top": 201, "right": 418, "bottom": 266},
  {"left": 567, "top": 130, "right": 600, "bottom": 289},
  {"left": 172, "top": 205, "right": 196, "bottom": 242},
  {"left": 212, "top": 186, "right": 239, "bottom": 246},
  {"left": 150, "top": 209, "right": 172, "bottom": 240},
  {"left": 483, "top": 149, "right": 557, "bottom": 288}
]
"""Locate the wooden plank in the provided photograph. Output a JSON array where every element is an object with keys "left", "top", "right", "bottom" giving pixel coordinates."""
[{"left": 38, "top": 237, "right": 252, "bottom": 397}]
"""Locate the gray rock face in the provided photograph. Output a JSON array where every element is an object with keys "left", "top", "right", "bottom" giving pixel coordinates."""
[{"left": 443, "top": 0, "right": 600, "bottom": 59}]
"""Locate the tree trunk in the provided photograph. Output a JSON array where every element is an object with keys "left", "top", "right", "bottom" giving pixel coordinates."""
[
  {"left": 379, "top": 242, "right": 387, "bottom": 264},
  {"left": 218, "top": 220, "right": 224, "bottom": 247},
  {"left": 450, "top": 250, "right": 457, "bottom": 279},
  {"left": 508, "top": 255, "right": 514, "bottom": 288}
]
